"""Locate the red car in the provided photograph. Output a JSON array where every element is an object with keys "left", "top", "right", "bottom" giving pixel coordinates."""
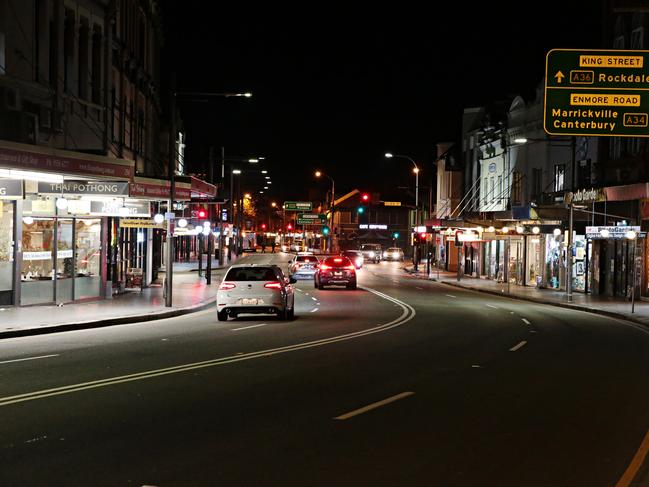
[{"left": 314, "top": 256, "right": 357, "bottom": 290}]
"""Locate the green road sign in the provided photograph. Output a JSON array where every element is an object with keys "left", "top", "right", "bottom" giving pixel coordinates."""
[
  {"left": 284, "top": 201, "right": 313, "bottom": 211},
  {"left": 544, "top": 48, "right": 649, "bottom": 137},
  {"left": 296, "top": 213, "right": 326, "bottom": 225}
]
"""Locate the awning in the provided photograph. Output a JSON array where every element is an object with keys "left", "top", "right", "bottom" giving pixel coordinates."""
[
  {"left": 129, "top": 177, "right": 192, "bottom": 200},
  {"left": 177, "top": 175, "right": 217, "bottom": 199}
]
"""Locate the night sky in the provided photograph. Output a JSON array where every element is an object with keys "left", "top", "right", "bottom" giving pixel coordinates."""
[{"left": 159, "top": 2, "right": 604, "bottom": 204}]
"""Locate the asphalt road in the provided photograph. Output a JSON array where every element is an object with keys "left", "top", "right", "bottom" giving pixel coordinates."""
[{"left": 0, "top": 252, "right": 648, "bottom": 487}]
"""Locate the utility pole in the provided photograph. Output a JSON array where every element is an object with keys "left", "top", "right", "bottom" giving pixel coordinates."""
[{"left": 165, "top": 76, "right": 176, "bottom": 307}]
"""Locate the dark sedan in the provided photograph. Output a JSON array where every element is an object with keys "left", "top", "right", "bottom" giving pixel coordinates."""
[{"left": 314, "top": 256, "right": 357, "bottom": 290}]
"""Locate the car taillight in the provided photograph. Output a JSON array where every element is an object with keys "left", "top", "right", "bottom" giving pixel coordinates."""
[
  {"left": 219, "top": 282, "right": 236, "bottom": 290},
  {"left": 264, "top": 282, "right": 282, "bottom": 289},
  {"left": 319, "top": 264, "right": 331, "bottom": 270},
  {"left": 345, "top": 265, "right": 356, "bottom": 270}
]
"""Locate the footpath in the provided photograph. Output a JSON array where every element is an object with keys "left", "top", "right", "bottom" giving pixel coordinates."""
[
  {"left": 0, "top": 256, "right": 236, "bottom": 339},
  {"left": 405, "top": 262, "right": 649, "bottom": 328}
]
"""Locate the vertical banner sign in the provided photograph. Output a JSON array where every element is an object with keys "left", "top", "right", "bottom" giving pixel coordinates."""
[{"left": 545, "top": 49, "right": 649, "bottom": 137}]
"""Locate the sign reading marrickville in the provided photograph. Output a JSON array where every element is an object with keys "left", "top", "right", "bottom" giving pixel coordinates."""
[{"left": 545, "top": 48, "right": 649, "bottom": 137}]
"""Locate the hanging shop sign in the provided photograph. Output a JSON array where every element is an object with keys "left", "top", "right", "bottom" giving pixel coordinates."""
[
  {"left": 359, "top": 224, "right": 388, "bottom": 230},
  {"left": 586, "top": 225, "right": 640, "bottom": 239},
  {"left": 0, "top": 178, "right": 23, "bottom": 199},
  {"left": 564, "top": 188, "right": 606, "bottom": 204},
  {"left": 119, "top": 218, "right": 166, "bottom": 229},
  {"left": 89, "top": 200, "right": 151, "bottom": 217},
  {"left": 38, "top": 181, "right": 129, "bottom": 196}
]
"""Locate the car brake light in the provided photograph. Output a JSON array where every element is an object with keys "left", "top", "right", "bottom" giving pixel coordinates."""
[
  {"left": 219, "top": 282, "right": 236, "bottom": 290},
  {"left": 264, "top": 282, "right": 282, "bottom": 289},
  {"left": 319, "top": 264, "right": 331, "bottom": 270},
  {"left": 334, "top": 258, "right": 343, "bottom": 262},
  {"left": 345, "top": 265, "right": 355, "bottom": 270}
]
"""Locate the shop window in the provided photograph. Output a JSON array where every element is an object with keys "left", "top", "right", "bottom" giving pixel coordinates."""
[
  {"left": 63, "top": 10, "right": 75, "bottom": 94},
  {"left": 511, "top": 171, "right": 523, "bottom": 205},
  {"left": 0, "top": 202, "right": 14, "bottom": 304},
  {"left": 91, "top": 27, "right": 102, "bottom": 105},
  {"left": 532, "top": 168, "right": 542, "bottom": 199},
  {"left": 21, "top": 218, "right": 55, "bottom": 305},
  {"left": 56, "top": 219, "right": 74, "bottom": 302}
]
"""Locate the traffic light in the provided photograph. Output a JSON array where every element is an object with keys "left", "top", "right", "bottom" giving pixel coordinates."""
[
  {"left": 261, "top": 223, "right": 267, "bottom": 230},
  {"left": 197, "top": 208, "right": 207, "bottom": 219},
  {"left": 357, "top": 206, "right": 365, "bottom": 214},
  {"left": 322, "top": 226, "right": 330, "bottom": 235},
  {"left": 287, "top": 223, "right": 293, "bottom": 231},
  {"left": 361, "top": 193, "right": 370, "bottom": 202},
  {"left": 393, "top": 232, "right": 400, "bottom": 239},
  {"left": 412, "top": 233, "right": 419, "bottom": 244}
]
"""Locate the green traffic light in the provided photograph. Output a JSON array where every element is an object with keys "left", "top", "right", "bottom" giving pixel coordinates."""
[
  {"left": 357, "top": 207, "right": 364, "bottom": 213},
  {"left": 393, "top": 232, "right": 399, "bottom": 238},
  {"left": 323, "top": 226, "right": 330, "bottom": 235}
]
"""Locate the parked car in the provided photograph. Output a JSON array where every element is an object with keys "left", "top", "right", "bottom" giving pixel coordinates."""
[
  {"left": 383, "top": 247, "right": 405, "bottom": 261},
  {"left": 288, "top": 254, "right": 320, "bottom": 279},
  {"left": 342, "top": 250, "right": 364, "bottom": 269},
  {"left": 314, "top": 256, "right": 357, "bottom": 290},
  {"left": 217, "top": 265, "right": 296, "bottom": 321},
  {"left": 360, "top": 243, "right": 382, "bottom": 263}
]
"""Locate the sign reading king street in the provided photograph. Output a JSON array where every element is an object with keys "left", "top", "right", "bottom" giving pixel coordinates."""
[{"left": 544, "top": 48, "right": 649, "bottom": 137}]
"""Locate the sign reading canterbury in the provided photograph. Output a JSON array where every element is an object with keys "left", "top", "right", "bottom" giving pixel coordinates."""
[{"left": 545, "top": 48, "right": 649, "bottom": 136}]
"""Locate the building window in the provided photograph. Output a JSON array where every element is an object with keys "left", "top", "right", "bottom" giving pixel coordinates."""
[
  {"left": 63, "top": 10, "right": 75, "bottom": 93},
  {"left": 0, "top": 32, "right": 5, "bottom": 75},
  {"left": 511, "top": 171, "right": 523, "bottom": 205},
  {"left": 497, "top": 175, "right": 503, "bottom": 203},
  {"left": 78, "top": 19, "right": 90, "bottom": 100},
  {"left": 631, "top": 27, "right": 644, "bottom": 49},
  {"left": 91, "top": 27, "right": 102, "bottom": 104},
  {"left": 482, "top": 178, "right": 488, "bottom": 206},
  {"left": 554, "top": 164, "right": 565, "bottom": 192},
  {"left": 490, "top": 177, "right": 495, "bottom": 203},
  {"left": 610, "top": 137, "right": 622, "bottom": 160},
  {"left": 532, "top": 168, "right": 542, "bottom": 198}
]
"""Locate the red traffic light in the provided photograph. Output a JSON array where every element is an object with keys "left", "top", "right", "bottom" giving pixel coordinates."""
[
  {"left": 197, "top": 209, "right": 207, "bottom": 218},
  {"left": 419, "top": 232, "right": 427, "bottom": 239},
  {"left": 261, "top": 223, "right": 267, "bottom": 230},
  {"left": 361, "top": 193, "right": 370, "bottom": 202},
  {"left": 287, "top": 223, "right": 293, "bottom": 230}
]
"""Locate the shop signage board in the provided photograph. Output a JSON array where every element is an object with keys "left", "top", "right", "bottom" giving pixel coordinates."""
[
  {"left": 545, "top": 48, "right": 649, "bottom": 136},
  {"left": 383, "top": 201, "right": 401, "bottom": 206},
  {"left": 120, "top": 218, "right": 166, "bottom": 229},
  {"left": 0, "top": 178, "right": 23, "bottom": 199},
  {"left": 38, "top": 181, "right": 129, "bottom": 196},
  {"left": 565, "top": 188, "right": 607, "bottom": 204},
  {"left": 297, "top": 213, "right": 325, "bottom": 224},
  {"left": 284, "top": 201, "right": 312, "bottom": 211},
  {"left": 359, "top": 224, "right": 388, "bottom": 230},
  {"left": 586, "top": 225, "right": 641, "bottom": 239}
]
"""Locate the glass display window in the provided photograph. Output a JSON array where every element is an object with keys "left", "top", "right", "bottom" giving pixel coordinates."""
[
  {"left": 75, "top": 219, "right": 101, "bottom": 299},
  {"left": 21, "top": 217, "right": 55, "bottom": 305},
  {"left": 0, "top": 202, "right": 14, "bottom": 304}
]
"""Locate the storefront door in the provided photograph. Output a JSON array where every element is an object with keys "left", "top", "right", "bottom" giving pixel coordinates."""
[
  {"left": 0, "top": 202, "right": 15, "bottom": 305},
  {"left": 21, "top": 217, "right": 55, "bottom": 305}
]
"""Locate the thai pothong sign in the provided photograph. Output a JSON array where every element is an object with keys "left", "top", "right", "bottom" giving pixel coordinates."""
[
  {"left": 0, "top": 140, "right": 134, "bottom": 179},
  {"left": 38, "top": 181, "right": 129, "bottom": 196},
  {"left": 0, "top": 178, "right": 23, "bottom": 199},
  {"left": 565, "top": 188, "right": 607, "bottom": 204},
  {"left": 586, "top": 225, "right": 640, "bottom": 239}
]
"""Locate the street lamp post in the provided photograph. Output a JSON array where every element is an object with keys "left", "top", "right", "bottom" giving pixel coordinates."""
[
  {"left": 315, "top": 171, "right": 335, "bottom": 253},
  {"left": 385, "top": 153, "right": 420, "bottom": 271}
]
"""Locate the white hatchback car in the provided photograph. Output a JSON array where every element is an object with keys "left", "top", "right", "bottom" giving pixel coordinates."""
[{"left": 217, "top": 265, "right": 296, "bottom": 321}]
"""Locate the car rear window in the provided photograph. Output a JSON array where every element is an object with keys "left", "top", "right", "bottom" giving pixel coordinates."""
[
  {"left": 324, "top": 256, "right": 353, "bottom": 266},
  {"left": 225, "top": 267, "right": 278, "bottom": 281},
  {"left": 296, "top": 255, "right": 317, "bottom": 262}
]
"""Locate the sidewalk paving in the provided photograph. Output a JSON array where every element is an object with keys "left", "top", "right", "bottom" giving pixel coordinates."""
[
  {"left": 404, "top": 261, "right": 649, "bottom": 328},
  {"left": 0, "top": 258, "right": 236, "bottom": 339}
]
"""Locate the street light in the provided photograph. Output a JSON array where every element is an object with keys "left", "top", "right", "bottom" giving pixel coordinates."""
[
  {"left": 385, "top": 153, "right": 420, "bottom": 270},
  {"left": 315, "top": 170, "right": 336, "bottom": 253}
]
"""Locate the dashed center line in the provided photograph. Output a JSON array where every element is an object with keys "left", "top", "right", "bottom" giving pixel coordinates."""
[
  {"left": 311, "top": 297, "right": 318, "bottom": 301},
  {"left": 521, "top": 318, "right": 531, "bottom": 325},
  {"left": 0, "top": 354, "right": 60, "bottom": 365},
  {"left": 310, "top": 308, "right": 319, "bottom": 313},
  {"left": 334, "top": 392, "right": 415, "bottom": 420},
  {"left": 509, "top": 340, "right": 527, "bottom": 352},
  {"left": 445, "top": 294, "right": 457, "bottom": 298},
  {"left": 486, "top": 304, "right": 498, "bottom": 309},
  {"left": 231, "top": 324, "right": 267, "bottom": 331},
  {"left": 415, "top": 286, "right": 423, "bottom": 290}
]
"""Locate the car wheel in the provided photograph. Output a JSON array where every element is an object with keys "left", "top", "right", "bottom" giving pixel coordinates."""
[
  {"left": 217, "top": 310, "right": 228, "bottom": 321},
  {"left": 278, "top": 308, "right": 288, "bottom": 320},
  {"left": 347, "top": 281, "right": 357, "bottom": 290},
  {"left": 287, "top": 306, "right": 295, "bottom": 320}
]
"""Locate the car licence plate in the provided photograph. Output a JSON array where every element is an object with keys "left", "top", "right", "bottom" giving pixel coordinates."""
[
  {"left": 334, "top": 271, "right": 342, "bottom": 276},
  {"left": 241, "top": 298, "right": 258, "bottom": 305}
]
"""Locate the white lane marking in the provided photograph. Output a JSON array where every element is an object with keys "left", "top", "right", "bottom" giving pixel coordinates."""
[
  {"left": 304, "top": 293, "right": 310, "bottom": 296},
  {"left": 521, "top": 318, "right": 531, "bottom": 325},
  {"left": 445, "top": 294, "right": 457, "bottom": 299},
  {"left": 415, "top": 286, "right": 423, "bottom": 290},
  {"left": 334, "top": 392, "right": 415, "bottom": 420},
  {"left": 529, "top": 330, "right": 538, "bottom": 333},
  {"left": 231, "top": 323, "right": 267, "bottom": 331},
  {"left": 486, "top": 304, "right": 498, "bottom": 309},
  {"left": 0, "top": 354, "right": 59, "bottom": 365},
  {"left": 311, "top": 297, "right": 317, "bottom": 301},
  {"left": 0, "top": 287, "right": 415, "bottom": 408},
  {"left": 310, "top": 308, "right": 319, "bottom": 313},
  {"left": 296, "top": 289, "right": 303, "bottom": 293},
  {"left": 393, "top": 280, "right": 400, "bottom": 284},
  {"left": 471, "top": 365, "right": 482, "bottom": 368},
  {"left": 509, "top": 341, "right": 528, "bottom": 352}
]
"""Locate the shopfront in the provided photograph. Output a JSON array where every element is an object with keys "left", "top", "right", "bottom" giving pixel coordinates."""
[{"left": 526, "top": 234, "right": 543, "bottom": 287}]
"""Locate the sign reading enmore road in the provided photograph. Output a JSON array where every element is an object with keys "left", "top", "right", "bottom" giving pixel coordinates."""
[{"left": 544, "top": 48, "right": 649, "bottom": 137}]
